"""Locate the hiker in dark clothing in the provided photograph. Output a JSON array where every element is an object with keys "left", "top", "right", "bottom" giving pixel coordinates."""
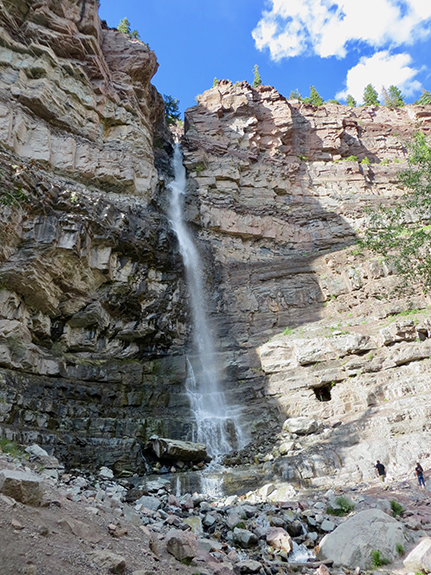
[
  {"left": 415, "top": 462, "right": 426, "bottom": 491},
  {"left": 375, "top": 460, "right": 386, "bottom": 485}
]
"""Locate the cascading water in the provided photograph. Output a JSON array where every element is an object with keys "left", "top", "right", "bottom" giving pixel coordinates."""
[{"left": 168, "top": 144, "right": 245, "bottom": 459}]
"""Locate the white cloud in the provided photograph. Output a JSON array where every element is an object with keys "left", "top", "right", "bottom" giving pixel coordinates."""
[
  {"left": 252, "top": 0, "right": 431, "bottom": 61},
  {"left": 336, "top": 51, "right": 422, "bottom": 103}
]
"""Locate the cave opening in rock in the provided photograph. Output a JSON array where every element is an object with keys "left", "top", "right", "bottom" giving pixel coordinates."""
[{"left": 314, "top": 384, "right": 332, "bottom": 402}]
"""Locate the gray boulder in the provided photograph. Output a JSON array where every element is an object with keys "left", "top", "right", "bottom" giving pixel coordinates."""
[
  {"left": 403, "top": 538, "right": 431, "bottom": 573},
  {"left": 233, "top": 528, "right": 258, "bottom": 548},
  {"left": 282, "top": 417, "right": 320, "bottom": 435},
  {"left": 135, "top": 495, "right": 161, "bottom": 511},
  {"left": 25, "top": 444, "right": 48, "bottom": 458},
  {"left": 317, "top": 509, "right": 405, "bottom": 570}
]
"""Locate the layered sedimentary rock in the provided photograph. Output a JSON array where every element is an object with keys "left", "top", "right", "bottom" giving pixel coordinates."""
[
  {"left": 2, "top": 0, "right": 431, "bottom": 479},
  {"left": 0, "top": 0, "right": 192, "bottom": 471},
  {"left": 182, "top": 81, "right": 431, "bottom": 478}
]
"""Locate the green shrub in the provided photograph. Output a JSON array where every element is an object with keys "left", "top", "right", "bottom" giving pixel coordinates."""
[
  {"left": 0, "top": 438, "right": 24, "bottom": 458},
  {"left": 343, "top": 155, "right": 358, "bottom": 162},
  {"left": 396, "top": 543, "right": 405, "bottom": 556},
  {"left": 390, "top": 500, "right": 404, "bottom": 517},
  {"left": 372, "top": 550, "right": 390, "bottom": 567},
  {"left": 361, "top": 156, "right": 370, "bottom": 164},
  {"left": 0, "top": 186, "right": 28, "bottom": 207},
  {"left": 283, "top": 326, "right": 293, "bottom": 336},
  {"left": 380, "top": 158, "right": 389, "bottom": 165},
  {"left": 327, "top": 496, "right": 355, "bottom": 516}
]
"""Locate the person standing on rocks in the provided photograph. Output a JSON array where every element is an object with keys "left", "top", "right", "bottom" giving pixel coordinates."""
[
  {"left": 415, "top": 462, "right": 426, "bottom": 491},
  {"left": 375, "top": 460, "right": 387, "bottom": 487}
]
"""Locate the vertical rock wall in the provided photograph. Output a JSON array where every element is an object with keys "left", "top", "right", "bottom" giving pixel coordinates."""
[
  {"left": 0, "top": 0, "right": 195, "bottom": 472},
  {"left": 2, "top": 1, "right": 431, "bottom": 477},
  {"left": 182, "top": 80, "right": 431, "bottom": 443}
]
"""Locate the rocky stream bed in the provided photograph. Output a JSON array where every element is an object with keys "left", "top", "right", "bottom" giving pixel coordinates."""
[{"left": 2, "top": 440, "right": 431, "bottom": 575}]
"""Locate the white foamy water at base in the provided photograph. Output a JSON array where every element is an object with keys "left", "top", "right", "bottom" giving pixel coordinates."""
[{"left": 289, "top": 541, "right": 315, "bottom": 563}]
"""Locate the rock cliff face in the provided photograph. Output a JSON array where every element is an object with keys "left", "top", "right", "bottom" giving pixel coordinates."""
[
  {"left": 2, "top": 0, "right": 431, "bottom": 481},
  {"left": 0, "top": 0, "right": 194, "bottom": 472},
  {"left": 182, "top": 81, "right": 431, "bottom": 481}
]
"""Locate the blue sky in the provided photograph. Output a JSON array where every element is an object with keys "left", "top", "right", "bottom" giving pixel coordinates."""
[{"left": 99, "top": 0, "right": 431, "bottom": 116}]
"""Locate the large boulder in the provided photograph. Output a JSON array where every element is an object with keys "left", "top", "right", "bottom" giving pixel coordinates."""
[
  {"left": 0, "top": 470, "right": 44, "bottom": 506},
  {"left": 403, "top": 538, "right": 431, "bottom": 573},
  {"left": 166, "top": 529, "right": 198, "bottom": 561},
  {"left": 282, "top": 417, "right": 320, "bottom": 435},
  {"left": 317, "top": 509, "right": 405, "bottom": 570},
  {"left": 148, "top": 437, "right": 207, "bottom": 461}
]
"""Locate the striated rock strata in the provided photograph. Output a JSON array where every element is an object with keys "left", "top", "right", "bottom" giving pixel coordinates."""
[
  {"left": 2, "top": 1, "right": 431, "bottom": 479},
  {"left": 0, "top": 0, "right": 193, "bottom": 471},
  {"left": 182, "top": 81, "right": 431, "bottom": 480}
]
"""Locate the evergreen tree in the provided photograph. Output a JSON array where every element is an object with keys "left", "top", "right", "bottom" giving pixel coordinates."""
[
  {"left": 163, "top": 95, "right": 181, "bottom": 126},
  {"left": 346, "top": 94, "right": 356, "bottom": 107},
  {"left": 415, "top": 90, "right": 431, "bottom": 105},
  {"left": 384, "top": 85, "right": 405, "bottom": 108},
  {"left": 252, "top": 65, "right": 262, "bottom": 87},
  {"left": 304, "top": 85, "right": 323, "bottom": 106},
  {"left": 117, "top": 17, "right": 140, "bottom": 39},
  {"left": 362, "top": 132, "right": 431, "bottom": 290},
  {"left": 212, "top": 78, "right": 218, "bottom": 88},
  {"left": 289, "top": 89, "right": 302, "bottom": 101},
  {"left": 363, "top": 84, "right": 379, "bottom": 106}
]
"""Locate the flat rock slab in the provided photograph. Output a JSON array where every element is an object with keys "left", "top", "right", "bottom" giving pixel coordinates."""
[
  {"left": 149, "top": 437, "right": 207, "bottom": 462},
  {"left": 0, "top": 470, "right": 43, "bottom": 506}
]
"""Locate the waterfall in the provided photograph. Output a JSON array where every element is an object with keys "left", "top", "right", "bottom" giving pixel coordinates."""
[{"left": 168, "top": 144, "right": 245, "bottom": 457}]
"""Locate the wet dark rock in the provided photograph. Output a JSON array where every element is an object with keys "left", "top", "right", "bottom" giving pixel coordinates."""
[{"left": 232, "top": 528, "right": 258, "bottom": 548}]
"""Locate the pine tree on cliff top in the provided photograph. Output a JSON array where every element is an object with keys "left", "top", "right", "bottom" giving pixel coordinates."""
[
  {"left": 252, "top": 65, "right": 262, "bottom": 87},
  {"left": 363, "top": 83, "right": 379, "bottom": 106},
  {"left": 346, "top": 94, "right": 356, "bottom": 107},
  {"left": 415, "top": 90, "right": 431, "bottom": 105},
  {"left": 303, "top": 85, "right": 323, "bottom": 106},
  {"left": 289, "top": 89, "right": 302, "bottom": 101},
  {"left": 383, "top": 85, "right": 405, "bottom": 108},
  {"left": 117, "top": 17, "right": 140, "bottom": 39}
]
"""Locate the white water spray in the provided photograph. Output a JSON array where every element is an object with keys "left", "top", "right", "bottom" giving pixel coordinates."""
[{"left": 168, "top": 144, "right": 245, "bottom": 457}]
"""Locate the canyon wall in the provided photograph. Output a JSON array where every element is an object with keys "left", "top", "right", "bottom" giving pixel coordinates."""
[
  {"left": 182, "top": 80, "right": 431, "bottom": 482},
  {"left": 0, "top": 0, "right": 195, "bottom": 472},
  {"left": 2, "top": 0, "right": 431, "bottom": 480}
]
